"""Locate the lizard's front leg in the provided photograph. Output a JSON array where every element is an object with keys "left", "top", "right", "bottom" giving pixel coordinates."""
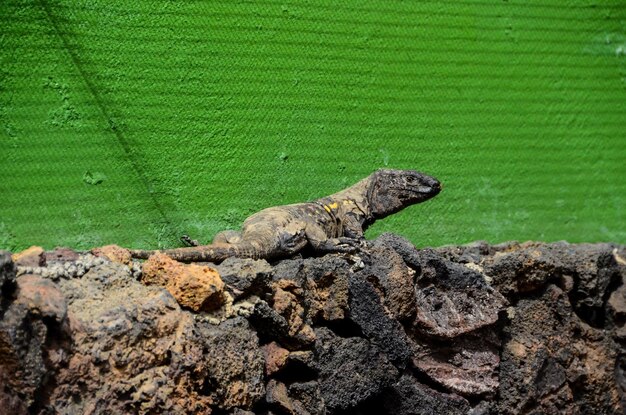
[
  {"left": 305, "top": 225, "right": 361, "bottom": 254},
  {"left": 276, "top": 229, "right": 309, "bottom": 255},
  {"left": 341, "top": 213, "right": 367, "bottom": 246}
]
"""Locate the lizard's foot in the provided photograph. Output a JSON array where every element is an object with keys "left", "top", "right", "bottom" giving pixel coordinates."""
[
  {"left": 180, "top": 235, "right": 200, "bottom": 247},
  {"left": 314, "top": 237, "right": 362, "bottom": 254}
]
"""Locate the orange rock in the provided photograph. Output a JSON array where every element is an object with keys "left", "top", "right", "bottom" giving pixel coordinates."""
[
  {"left": 91, "top": 244, "right": 132, "bottom": 266},
  {"left": 141, "top": 253, "right": 225, "bottom": 312},
  {"left": 309, "top": 271, "right": 349, "bottom": 321},
  {"left": 271, "top": 279, "right": 316, "bottom": 345},
  {"left": 12, "top": 246, "right": 45, "bottom": 267}
]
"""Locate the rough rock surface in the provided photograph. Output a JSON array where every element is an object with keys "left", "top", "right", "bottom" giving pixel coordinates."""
[
  {"left": 1, "top": 234, "right": 625, "bottom": 414},
  {"left": 91, "top": 244, "right": 132, "bottom": 266},
  {"left": 141, "top": 252, "right": 226, "bottom": 312}
]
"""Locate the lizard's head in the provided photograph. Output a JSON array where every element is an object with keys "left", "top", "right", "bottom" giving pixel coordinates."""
[{"left": 367, "top": 169, "right": 441, "bottom": 218}]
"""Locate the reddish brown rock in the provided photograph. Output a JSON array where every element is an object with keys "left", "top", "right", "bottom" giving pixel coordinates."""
[
  {"left": 364, "top": 246, "right": 417, "bottom": 321},
  {"left": 91, "top": 244, "right": 132, "bottom": 266},
  {"left": 411, "top": 329, "right": 501, "bottom": 396},
  {"left": 14, "top": 274, "right": 67, "bottom": 322},
  {"left": 413, "top": 250, "right": 507, "bottom": 338},
  {"left": 56, "top": 264, "right": 217, "bottom": 414},
  {"left": 44, "top": 247, "right": 79, "bottom": 263},
  {"left": 263, "top": 341, "right": 290, "bottom": 376},
  {"left": 0, "top": 274, "right": 69, "bottom": 414},
  {"left": 266, "top": 379, "right": 295, "bottom": 413},
  {"left": 497, "top": 284, "right": 622, "bottom": 414},
  {"left": 266, "top": 256, "right": 355, "bottom": 348},
  {"left": 141, "top": 252, "right": 225, "bottom": 312},
  {"left": 12, "top": 245, "right": 45, "bottom": 267},
  {"left": 271, "top": 278, "right": 316, "bottom": 345}
]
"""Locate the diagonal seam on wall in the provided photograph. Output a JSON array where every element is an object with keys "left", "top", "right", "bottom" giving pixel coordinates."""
[{"left": 37, "top": 0, "right": 178, "bottom": 246}]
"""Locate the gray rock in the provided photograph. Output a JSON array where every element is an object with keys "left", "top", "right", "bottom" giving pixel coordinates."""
[{"left": 217, "top": 257, "right": 272, "bottom": 300}]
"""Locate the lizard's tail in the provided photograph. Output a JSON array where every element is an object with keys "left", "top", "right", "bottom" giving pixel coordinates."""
[{"left": 130, "top": 241, "right": 277, "bottom": 263}]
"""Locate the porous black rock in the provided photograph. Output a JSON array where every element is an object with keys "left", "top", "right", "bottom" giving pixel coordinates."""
[
  {"left": 314, "top": 327, "right": 398, "bottom": 412},
  {"left": 347, "top": 273, "right": 412, "bottom": 366},
  {"left": 0, "top": 250, "right": 16, "bottom": 304},
  {"left": 380, "top": 374, "right": 471, "bottom": 415}
]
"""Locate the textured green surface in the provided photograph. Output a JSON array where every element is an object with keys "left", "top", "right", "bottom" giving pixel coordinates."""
[{"left": 1, "top": 1, "right": 625, "bottom": 251}]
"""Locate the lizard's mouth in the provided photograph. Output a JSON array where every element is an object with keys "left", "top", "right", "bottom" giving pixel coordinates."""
[
  {"left": 422, "top": 181, "right": 441, "bottom": 195},
  {"left": 393, "top": 182, "right": 441, "bottom": 197}
]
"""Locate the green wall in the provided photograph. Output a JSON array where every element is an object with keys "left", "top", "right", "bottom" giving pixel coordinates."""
[{"left": 1, "top": 1, "right": 625, "bottom": 251}]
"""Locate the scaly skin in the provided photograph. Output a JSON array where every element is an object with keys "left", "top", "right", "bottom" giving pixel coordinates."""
[{"left": 130, "top": 169, "right": 441, "bottom": 263}]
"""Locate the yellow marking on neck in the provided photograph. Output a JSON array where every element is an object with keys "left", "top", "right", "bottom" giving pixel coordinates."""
[
  {"left": 323, "top": 205, "right": 332, "bottom": 213},
  {"left": 327, "top": 202, "right": 338, "bottom": 210}
]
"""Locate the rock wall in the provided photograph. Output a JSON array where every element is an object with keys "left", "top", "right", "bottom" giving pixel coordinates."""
[{"left": 1, "top": 235, "right": 625, "bottom": 414}]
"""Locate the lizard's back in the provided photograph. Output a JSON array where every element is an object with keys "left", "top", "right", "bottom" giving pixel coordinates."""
[{"left": 241, "top": 202, "right": 339, "bottom": 240}]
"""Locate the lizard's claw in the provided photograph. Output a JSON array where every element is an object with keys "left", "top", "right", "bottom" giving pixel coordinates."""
[
  {"left": 335, "top": 244, "right": 359, "bottom": 254},
  {"left": 338, "top": 237, "right": 362, "bottom": 249},
  {"left": 325, "top": 237, "right": 363, "bottom": 254}
]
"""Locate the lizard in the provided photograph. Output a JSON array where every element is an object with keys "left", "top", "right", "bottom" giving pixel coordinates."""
[{"left": 130, "top": 169, "right": 441, "bottom": 263}]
